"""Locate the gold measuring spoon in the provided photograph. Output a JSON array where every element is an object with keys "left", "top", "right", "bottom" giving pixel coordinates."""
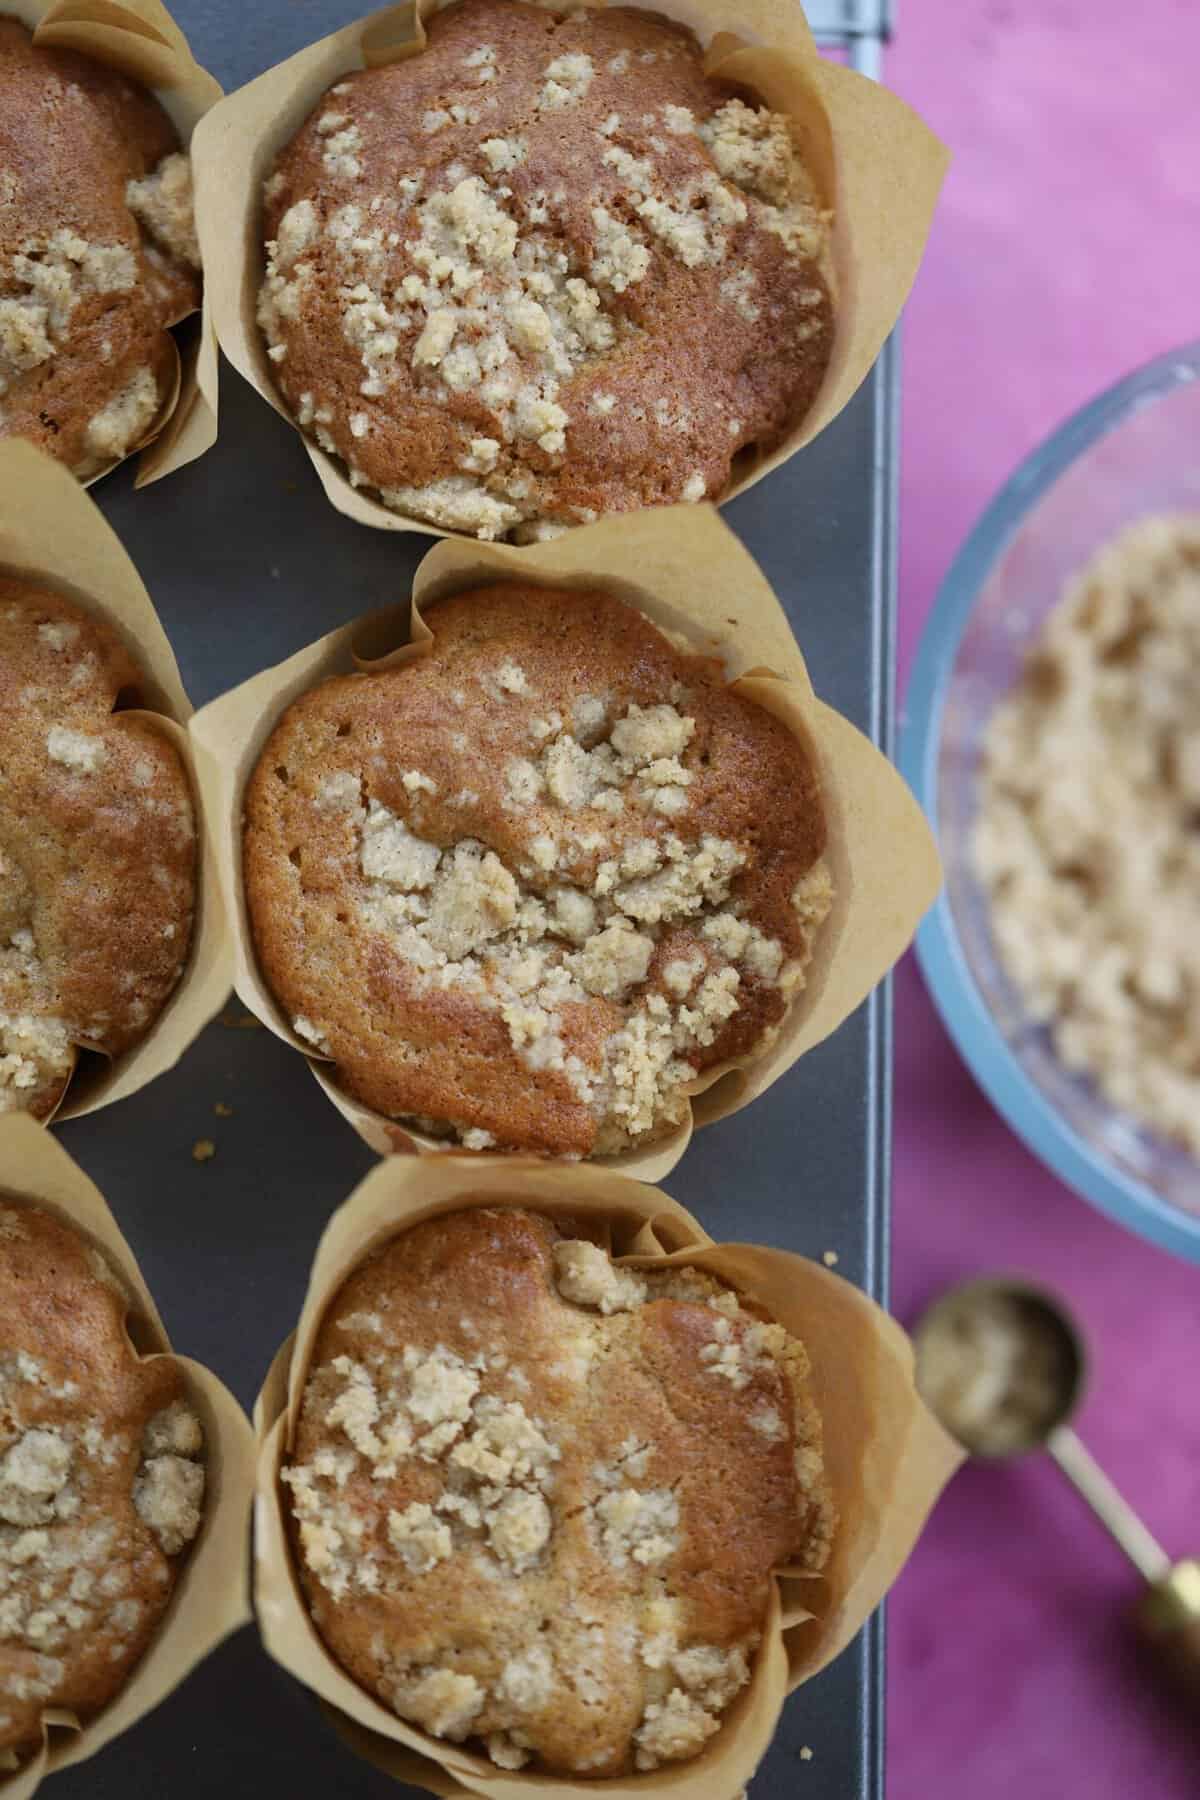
[{"left": 913, "top": 1276, "right": 1200, "bottom": 1697}]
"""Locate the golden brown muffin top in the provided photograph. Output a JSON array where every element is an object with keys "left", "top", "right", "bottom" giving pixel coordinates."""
[
  {"left": 0, "top": 15, "right": 200, "bottom": 477},
  {"left": 282, "top": 1206, "right": 831, "bottom": 1777},
  {"left": 258, "top": 0, "right": 833, "bottom": 538},
  {"left": 0, "top": 1198, "right": 205, "bottom": 1773},
  {"left": 0, "top": 580, "right": 196, "bottom": 1119},
  {"left": 244, "top": 582, "right": 831, "bottom": 1157}
]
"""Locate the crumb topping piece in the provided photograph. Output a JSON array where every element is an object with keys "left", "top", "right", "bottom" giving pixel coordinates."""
[
  {"left": 552, "top": 1239, "right": 646, "bottom": 1313},
  {"left": 125, "top": 153, "right": 201, "bottom": 269},
  {"left": 0, "top": 1011, "right": 73, "bottom": 1115},
  {"left": 256, "top": 0, "right": 834, "bottom": 537},
  {"left": 132, "top": 1414, "right": 206, "bottom": 1557},
  {"left": 82, "top": 365, "right": 162, "bottom": 466},
  {"left": 281, "top": 1208, "right": 832, "bottom": 1778}
]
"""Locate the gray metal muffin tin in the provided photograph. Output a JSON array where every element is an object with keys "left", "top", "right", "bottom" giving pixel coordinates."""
[{"left": 48, "top": 2, "right": 897, "bottom": 1794}]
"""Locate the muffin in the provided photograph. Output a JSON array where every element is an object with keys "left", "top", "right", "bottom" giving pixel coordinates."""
[
  {"left": 0, "top": 581, "right": 196, "bottom": 1118},
  {"left": 0, "top": 15, "right": 201, "bottom": 478},
  {"left": 243, "top": 582, "right": 832, "bottom": 1158},
  {"left": 257, "top": 0, "right": 834, "bottom": 539},
  {"left": 0, "top": 1196, "right": 206, "bottom": 1774},
  {"left": 281, "top": 1206, "right": 832, "bottom": 1777},
  {"left": 973, "top": 515, "right": 1200, "bottom": 1155}
]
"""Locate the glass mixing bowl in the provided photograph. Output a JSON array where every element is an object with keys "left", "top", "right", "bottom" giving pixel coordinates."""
[{"left": 900, "top": 343, "right": 1200, "bottom": 1263}]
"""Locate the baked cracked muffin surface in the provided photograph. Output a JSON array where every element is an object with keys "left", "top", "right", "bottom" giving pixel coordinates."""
[
  {"left": 243, "top": 582, "right": 831, "bottom": 1157},
  {"left": 0, "top": 1198, "right": 205, "bottom": 1773},
  {"left": 282, "top": 1206, "right": 832, "bottom": 1776},
  {"left": 258, "top": 0, "right": 834, "bottom": 538},
  {"left": 0, "top": 581, "right": 196, "bottom": 1118},
  {"left": 0, "top": 16, "right": 200, "bottom": 477}
]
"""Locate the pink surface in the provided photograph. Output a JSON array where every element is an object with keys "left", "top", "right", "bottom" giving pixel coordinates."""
[{"left": 884, "top": 5, "right": 1200, "bottom": 1798}]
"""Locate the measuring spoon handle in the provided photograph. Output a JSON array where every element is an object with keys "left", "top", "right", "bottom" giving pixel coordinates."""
[
  {"left": 1046, "top": 1429, "right": 1200, "bottom": 1699},
  {"left": 1045, "top": 1426, "right": 1170, "bottom": 1584}
]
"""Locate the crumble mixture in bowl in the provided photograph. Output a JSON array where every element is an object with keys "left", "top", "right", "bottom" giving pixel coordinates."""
[
  {"left": 0, "top": 1197, "right": 206, "bottom": 1775},
  {"left": 0, "top": 13, "right": 206, "bottom": 480},
  {"left": 254, "top": 0, "right": 835, "bottom": 539},
  {"left": 279, "top": 1205, "right": 833, "bottom": 1779},
  {"left": 242, "top": 581, "right": 832, "bottom": 1159},
  {"left": 973, "top": 516, "right": 1200, "bottom": 1159},
  {"left": 903, "top": 345, "right": 1200, "bottom": 1256}
]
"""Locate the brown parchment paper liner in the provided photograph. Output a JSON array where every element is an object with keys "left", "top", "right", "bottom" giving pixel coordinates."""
[
  {"left": 0, "top": 441, "right": 232, "bottom": 1121},
  {"left": 11, "top": 0, "right": 221, "bottom": 489},
  {"left": 0, "top": 1114, "right": 255, "bottom": 1800},
  {"left": 253, "top": 1155, "right": 963, "bottom": 1800},
  {"left": 190, "top": 504, "right": 939, "bottom": 1178},
  {"left": 192, "top": 0, "right": 947, "bottom": 540}
]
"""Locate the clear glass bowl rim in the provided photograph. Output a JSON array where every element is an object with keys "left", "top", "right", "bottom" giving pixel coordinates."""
[{"left": 899, "top": 340, "right": 1200, "bottom": 1265}]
